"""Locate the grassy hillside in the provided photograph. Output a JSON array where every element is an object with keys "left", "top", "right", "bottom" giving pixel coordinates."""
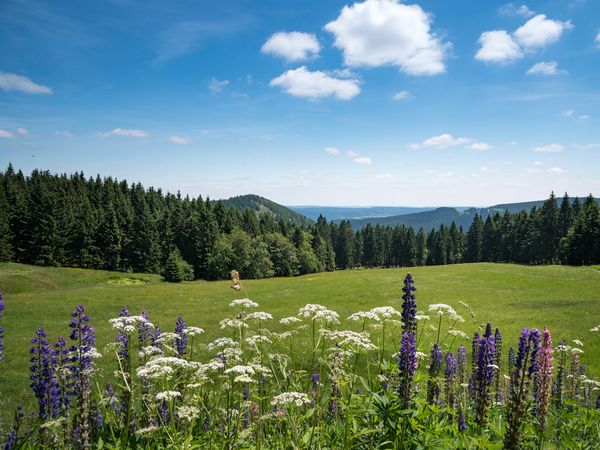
[
  {"left": 220, "top": 194, "right": 313, "bottom": 226},
  {"left": 1, "top": 262, "right": 599, "bottom": 423}
]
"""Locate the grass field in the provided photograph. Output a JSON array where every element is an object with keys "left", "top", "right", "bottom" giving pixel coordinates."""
[{"left": 1, "top": 262, "right": 600, "bottom": 425}]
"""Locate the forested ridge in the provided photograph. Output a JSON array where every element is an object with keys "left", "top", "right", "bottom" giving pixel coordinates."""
[{"left": 0, "top": 165, "right": 599, "bottom": 280}]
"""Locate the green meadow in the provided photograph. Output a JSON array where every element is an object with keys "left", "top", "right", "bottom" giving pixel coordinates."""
[{"left": 1, "top": 261, "right": 600, "bottom": 424}]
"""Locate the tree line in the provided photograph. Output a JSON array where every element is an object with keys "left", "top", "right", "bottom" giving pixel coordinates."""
[{"left": 0, "top": 165, "right": 598, "bottom": 280}]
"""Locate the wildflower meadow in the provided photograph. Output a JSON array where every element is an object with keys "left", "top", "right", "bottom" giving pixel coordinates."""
[{"left": 0, "top": 273, "right": 599, "bottom": 449}]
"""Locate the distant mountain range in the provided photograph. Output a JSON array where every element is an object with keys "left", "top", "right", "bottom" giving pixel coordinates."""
[{"left": 222, "top": 195, "right": 595, "bottom": 232}]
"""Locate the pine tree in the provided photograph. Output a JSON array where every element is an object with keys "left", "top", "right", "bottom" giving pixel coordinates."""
[
  {"left": 465, "top": 214, "right": 484, "bottom": 263},
  {"left": 163, "top": 249, "right": 186, "bottom": 282},
  {"left": 416, "top": 228, "right": 427, "bottom": 266},
  {"left": 95, "top": 205, "right": 122, "bottom": 270}
]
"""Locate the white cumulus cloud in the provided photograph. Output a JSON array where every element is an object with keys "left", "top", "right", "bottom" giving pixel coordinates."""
[
  {"left": 169, "top": 135, "right": 190, "bottom": 144},
  {"left": 476, "top": 30, "right": 523, "bottom": 63},
  {"left": 514, "top": 14, "right": 572, "bottom": 49},
  {"left": 261, "top": 32, "right": 320, "bottom": 61},
  {"left": 324, "top": 0, "right": 448, "bottom": 76},
  {"left": 270, "top": 66, "right": 360, "bottom": 100},
  {"left": 0, "top": 130, "right": 15, "bottom": 138},
  {"left": 100, "top": 128, "right": 148, "bottom": 138},
  {"left": 526, "top": 61, "right": 562, "bottom": 75},
  {"left": 392, "top": 90, "right": 411, "bottom": 101},
  {"left": 499, "top": 4, "right": 535, "bottom": 18},
  {"left": 324, "top": 146, "right": 341, "bottom": 155},
  {"left": 0, "top": 71, "right": 52, "bottom": 94},
  {"left": 476, "top": 14, "right": 572, "bottom": 64},
  {"left": 533, "top": 143, "right": 563, "bottom": 153},
  {"left": 422, "top": 133, "right": 471, "bottom": 149}
]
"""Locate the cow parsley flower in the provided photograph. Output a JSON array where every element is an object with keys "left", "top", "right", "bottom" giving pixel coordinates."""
[
  {"left": 186, "top": 326, "right": 205, "bottom": 337},
  {"left": 280, "top": 316, "right": 302, "bottom": 325},
  {"left": 347, "top": 311, "right": 380, "bottom": 322},
  {"left": 230, "top": 298, "right": 259, "bottom": 309},
  {"left": 245, "top": 312, "right": 273, "bottom": 322},
  {"left": 155, "top": 390, "right": 181, "bottom": 401},
  {"left": 370, "top": 306, "right": 401, "bottom": 321},
  {"left": 246, "top": 335, "right": 272, "bottom": 346},
  {"left": 220, "top": 318, "right": 249, "bottom": 329},
  {"left": 270, "top": 392, "right": 311, "bottom": 407}
]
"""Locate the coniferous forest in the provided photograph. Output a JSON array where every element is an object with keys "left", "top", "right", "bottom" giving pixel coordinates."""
[{"left": 1, "top": 165, "right": 599, "bottom": 281}]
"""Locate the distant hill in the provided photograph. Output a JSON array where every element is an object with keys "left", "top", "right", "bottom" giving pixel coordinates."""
[
  {"left": 220, "top": 194, "right": 313, "bottom": 226},
  {"left": 341, "top": 197, "right": 596, "bottom": 231},
  {"left": 288, "top": 206, "right": 435, "bottom": 221}
]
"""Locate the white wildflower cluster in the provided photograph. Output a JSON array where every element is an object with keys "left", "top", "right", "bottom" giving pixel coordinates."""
[
  {"left": 229, "top": 298, "right": 259, "bottom": 309},
  {"left": 573, "top": 339, "right": 584, "bottom": 347},
  {"left": 298, "top": 304, "right": 340, "bottom": 323},
  {"left": 155, "top": 390, "right": 181, "bottom": 401},
  {"left": 415, "top": 312, "right": 430, "bottom": 321},
  {"left": 324, "top": 330, "right": 376, "bottom": 351},
  {"left": 224, "top": 365, "right": 256, "bottom": 383},
  {"left": 109, "top": 315, "right": 152, "bottom": 333},
  {"left": 591, "top": 325, "right": 600, "bottom": 333},
  {"left": 177, "top": 405, "right": 200, "bottom": 422},
  {"left": 220, "top": 318, "right": 249, "bottom": 330},
  {"left": 186, "top": 326, "right": 205, "bottom": 337},
  {"left": 448, "top": 330, "right": 469, "bottom": 339},
  {"left": 246, "top": 335, "right": 272, "bottom": 346},
  {"left": 135, "top": 426, "right": 159, "bottom": 436},
  {"left": 220, "top": 346, "right": 244, "bottom": 361},
  {"left": 137, "top": 356, "right": 197, "bottom": 380},
  {"left": 138, "top": 346, "right": 163, "bottom": 358},
  {"left": 270, "top": 392, "right": 312, "bottom": 407},
  {"left": 416, "top": 351, "right": 428, "bottom": 360},
  {"left": 428, "top": 304, "right": 464, "bottom": 322},
  {"left": 272, "top": 331, "right": 298, "bottom": 340},
  {"left": 207, "top": 337, "right": 238, "bottom": 351},
  {"left": 347, "top": 311, "right": 380, "bottom": 322},
  {"left": 370, "top": 306, "right": 401, "bottom": 321},
  {"left": 245, "top": 311, "right": 273, "bottom": 322},
  {"left": 280, "top": 316, "right": 302, "bottom": 325},
  {"left": 156, "top": 332, "right": 179, "bottom": 342}
]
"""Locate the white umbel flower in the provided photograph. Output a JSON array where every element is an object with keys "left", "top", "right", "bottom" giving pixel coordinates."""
[
  {"left": 270, "top": 392, "right": 311, "bottom": 407},
  {"left": 229, "top": 298, "right": 259, "bottom": 309}
]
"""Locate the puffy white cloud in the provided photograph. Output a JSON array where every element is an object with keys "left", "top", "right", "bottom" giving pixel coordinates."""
[
  {"left": 261, "top": 32, "right": 320, "bottom": 61},
  {"left": 469, "top": 142, "right": 492, "bottom": 151},
  {"left": 269, "top": 66, "right": 360, "bottom": 100},
  {"left": 422, "top": 133, "right": 471, "bottom": 149},
  {"left": 100, "top": 128, "right": 148, "bottom": 138},
  {"left": 0, "top": 130, "right": 15, "bottom": 138},
  {"left": 324, "top": 0, "right": 448, "bottom": 76},
  {"left": 532, "top": 143, "right": 563, "bottom": 153},
  {"left": 392, "top": 90, "right": 411, "bottom": 101},
  {"left": 475, "top": 30, "right": 522, "bottom": 63},
  {"left": 353, "top": 156, "right": 372, "bottom": 165},
  {"left": 324, "top": 147, "right": 341, "bottom": 155},
  {"left": 526, "top": 61, "right": 562, "bottom": 75},
  {"left": 499, "top": 3, "right": 535, "bottom": 18},
  {"left": 208, "top": 77, "right": 229, "bottom": 94},
  {"left": 476, "top": 14, "right": 572, "bottom": 64},
  {"left": 514, "top": 15, "right": 572, "bottom": 49},
  {"left": 546, "top": 167, "right": 565, "bottom": 173},
  {"left": 169, "top": 135, "right": 190, "bottom": 144},
  {"left": 0, "top": 71, "right": 52, "bottom": 94}
]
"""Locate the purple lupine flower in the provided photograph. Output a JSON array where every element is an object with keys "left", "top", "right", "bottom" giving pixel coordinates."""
[
  {"left": 427, "top": 343, "right": 443, "bottom": 404},
  {"left": 504, "top": 327, "right": 541, "bottom": 450},
  {"left": 175, "top": 315, "right": 188, "bottom": 358},
  {"left": 458, "top": 406, "right": 468, "bottom": 432},
  {"left": 535, "top": 327, "right": 553, "bottom": 431},
  {"left": 457, "top": 345, "right": 467, "bottom": 384},
  {"left": 115, "top": 306, "right": 130, "bottom": 361},
  {"left": 398, "top": 332, "right": 418, "bottom": 407},
  {"left": 469, "top": 332, "right": 480, "bottom": 400},
  {"left": 29, "top": 328, "right": 60, "bottom": 419},
  {"left": 0, "top": 292, "right": 5, "bottom": 361},
  {"left": 401, "top": 273, "right": 417, "bottom": 334},
  {"left": 68, "top": 304, "right": 96, "bottom": 449},
  {"left": 475, "top": 328, "right": 496, "bottom": 428},
  {"left": 445, "top": 352, "right": 457, "bottom": 407},
  {"left": 53, "top": 336, "right": 73, "bottom": 414},
  {"left": 494, "top": 328, "right": 503, "bottom": 403},
  {"left": 311, "top": 372, "right": 320, "bottom": 391}
]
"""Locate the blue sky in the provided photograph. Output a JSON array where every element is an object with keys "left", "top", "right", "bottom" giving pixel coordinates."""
[{"left": 0, "top": 0, "right": 599, "bottom": 206}]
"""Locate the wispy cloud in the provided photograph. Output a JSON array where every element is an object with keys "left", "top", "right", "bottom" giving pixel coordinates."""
[
  {"left": 169, "top": 135, "right": 190, "bottom": 144},
  {"left": 392, "top": 90, "right": 412, "bottom": 101},
  {"left": 0, "top": 130, "right": 15, "bottom": 138},
  {"left": 208, "top": 78, "right": 229, "bottom": 94},
  {"left": 324, "top": 147, "right": 341, "bottom": 155},
  {"left": 0, "top": 71, "right": 52, "bottom": 94},
  {"left": 546, "top": 167, "right": 565, "bottom": 173},
  {"left": 100, "top": 128, "right": 148, "bottom": 138},
  {"left": 353, "top": 156, "right": 372, "bottom": 165},
  {"left": 526, "top": 61, "right": 564, "bottom": 76},
  {"left": 532, "top": 143, "right": 563, "bottom": 153},
  {"left": 499, "top": 3, "right": 536, "bottom": 17},
  {"left": 418, "top": 133, "right": 490, "bottom": 150},
  {"left": 55, "top": 130, "right": 73, "bottom": 137}
]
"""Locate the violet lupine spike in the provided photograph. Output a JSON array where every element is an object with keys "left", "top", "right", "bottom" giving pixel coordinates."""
[
  {"left": 457, "top": 345, "right": 467, "bottom": 384},
  {"left": 53, "top": 336, "right": 73, "bottom": 414},
  {"left": 427, "top": 343, "right": 443, "bottom": 404},
  {"left": 29, "top": 328, "right": 60, "bottom": 419},
  {"left": 504, "top": 327, "right": 540, "bottom": 450},
  {"left": 469, "top": 332, "right": 480, "bottom": 400},
  {"left": 401, "top": 273, "right": 417, "bottom": 334},
  {"left": 445, "top": 352, "right": 458, "bottom": 407},
  {"left": 494, "top": 328, "right": 503, "bottom": 403},
  {"left": 398, "top": 332, "right": 418, "bottom": 408},
  {"left": 175, "top": 315, "right": 188, "bottom": 358},
  {"left": 535, "top": 327, "right": 554, "bottom": 431},
  {"left": 311, "top": 372, "right": 320, "bottom": 391},
  {"left": 475, "top": 327, "right": 496, "bottom": 428},
  {"left": 458, "top": 406, "right": 468, "bottom": 432}
]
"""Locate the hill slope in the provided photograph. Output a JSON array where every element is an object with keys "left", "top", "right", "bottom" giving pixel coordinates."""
[{"left": 220, "top": 194, "right": 313, "bottom": 226}]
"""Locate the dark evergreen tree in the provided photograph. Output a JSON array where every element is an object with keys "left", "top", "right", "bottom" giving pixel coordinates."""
[{"left": 465, "top": 214, "right": 484, "bottom": 263}]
